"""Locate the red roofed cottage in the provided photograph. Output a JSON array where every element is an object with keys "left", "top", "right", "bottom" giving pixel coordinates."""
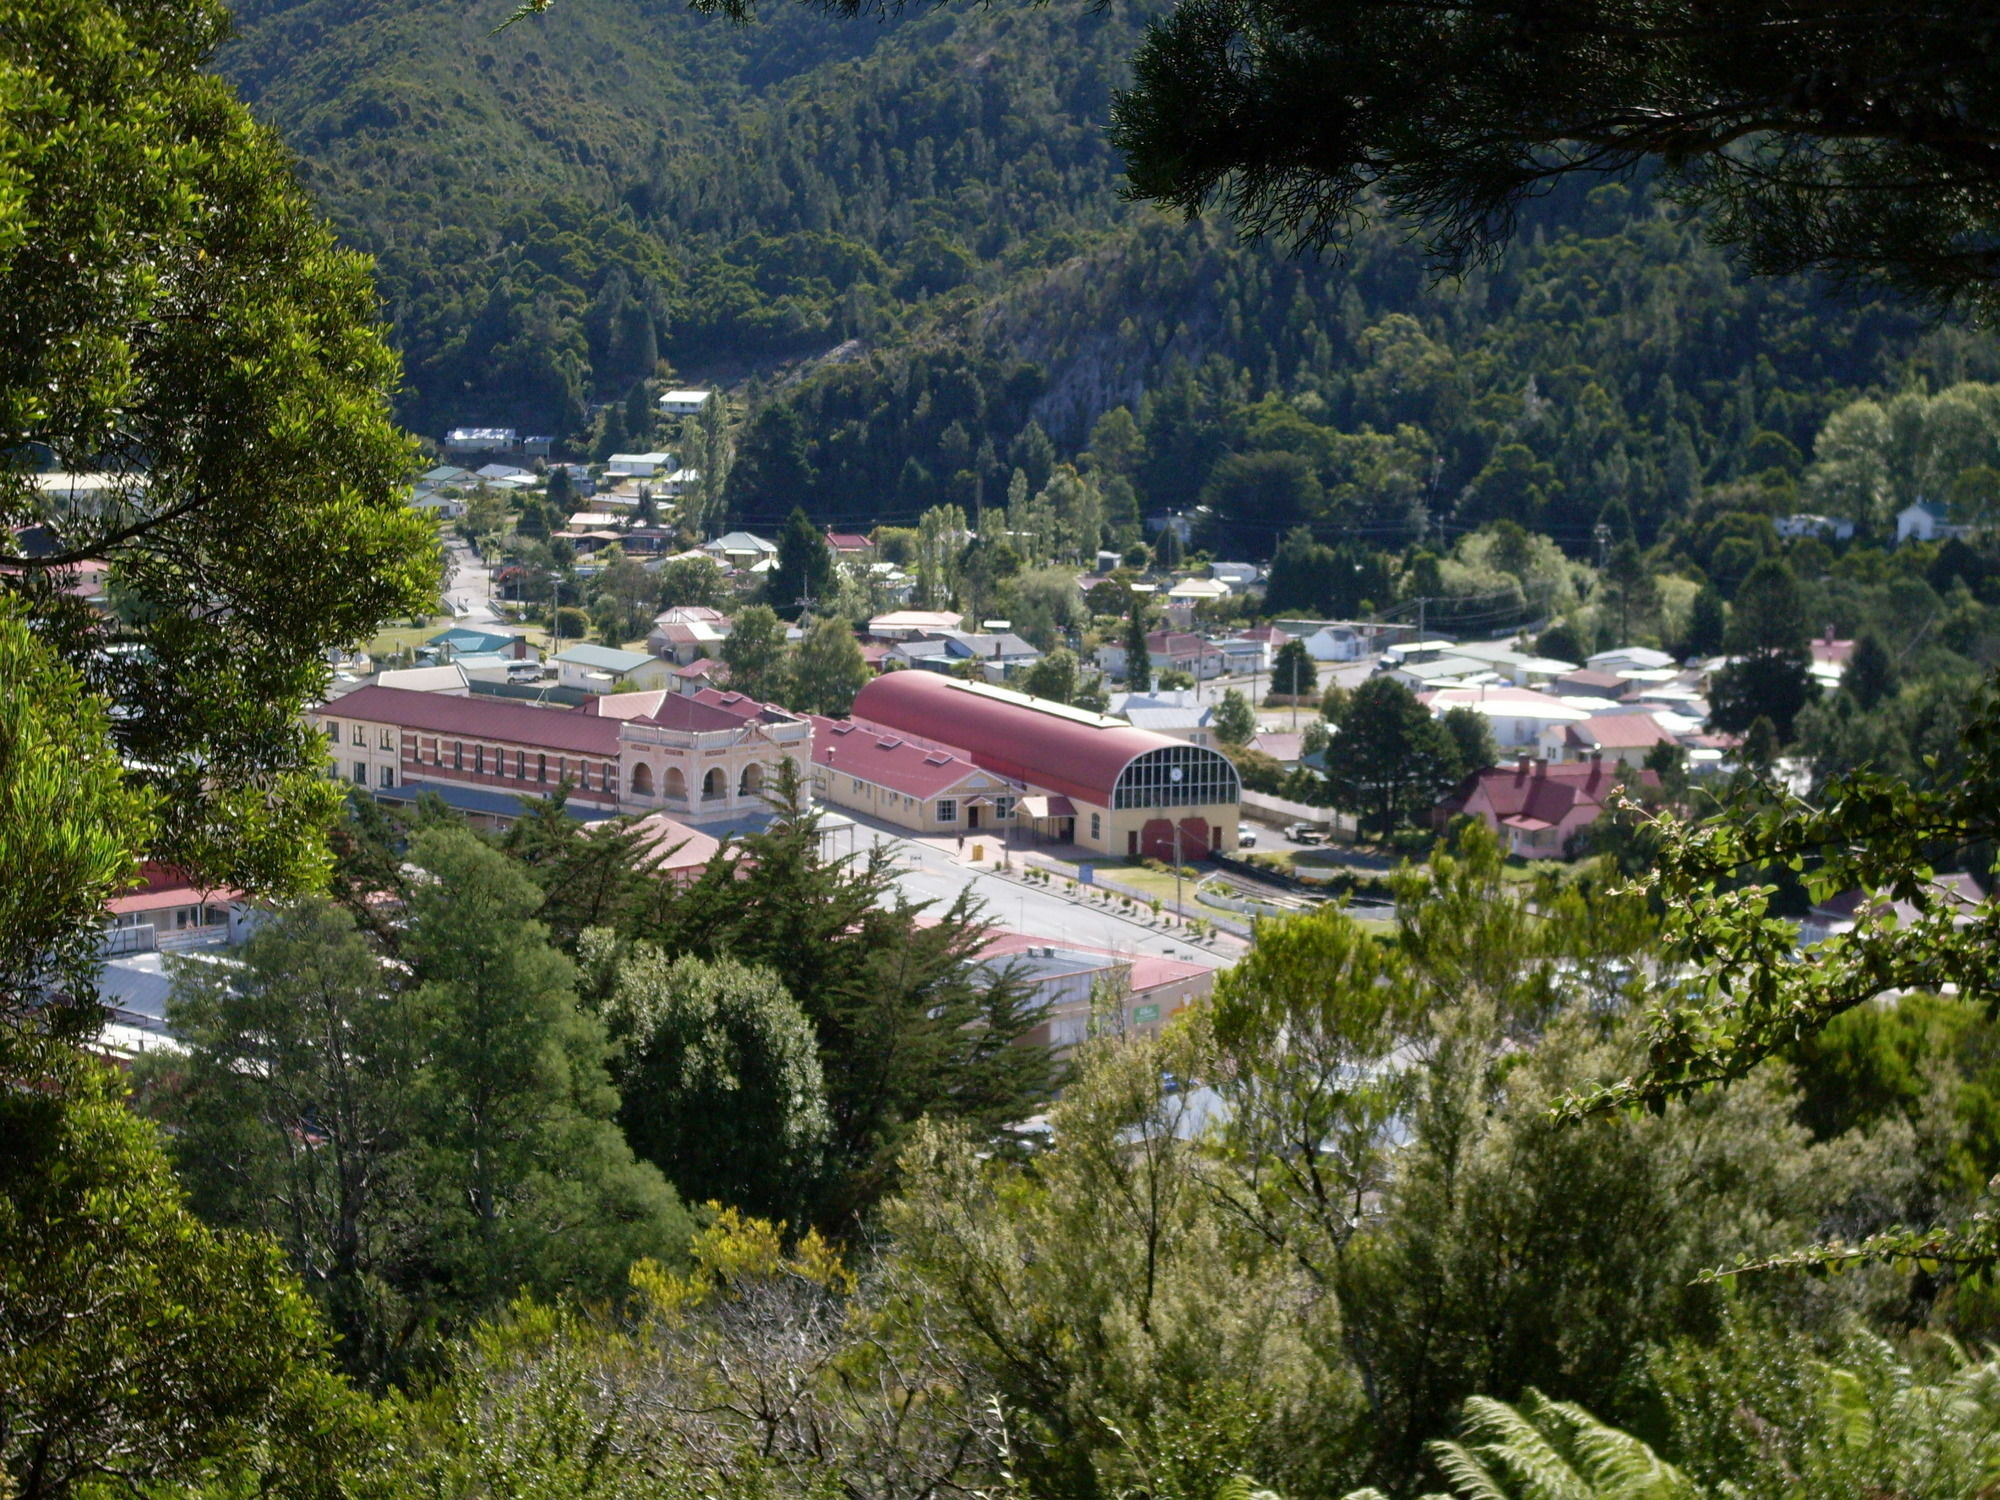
[{"left": 1439, "top": 756, "right": 1657, "bottom": 859}]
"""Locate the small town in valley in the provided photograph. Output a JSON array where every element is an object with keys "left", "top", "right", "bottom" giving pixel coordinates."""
[{"left": 15, "top": 3, "right": 2000, "bottom": 1496}]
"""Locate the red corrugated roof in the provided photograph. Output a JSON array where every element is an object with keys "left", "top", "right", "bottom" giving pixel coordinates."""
[
  {"left": 640, "top": 693, "right": 764, "bottom": 732},
  {"left": 1452, "top": 759, "right": 1656, "bottom": 826},
  {"left": 580, "top": 687, "right": 794, "bottom": 733},
  {"left": 812, "top": 715, "right": 1005, "bottom": 799},
  {"left": 1568, "top": 713, "right": 1673, "bottom": 749},
  {"left": 692, "top": 688, "right": 799, "bottom": 726},
  {"left": 575, "top": 690, "right": 670, "bottom": 719},
  {"left": 623, "top": 812, "right": 723, "bottom": 872},
  {"left": 320, "top": 686, "right": 620, "bottom": 755},
  {"left": 107, "top": 861, "right": 244, "bottom": 916},
  {"left": 852, "top": 671, "right": 1190, "bottom": 806}
]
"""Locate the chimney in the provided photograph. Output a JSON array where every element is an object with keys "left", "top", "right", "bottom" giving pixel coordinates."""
[
  {"left": 1516, "top": 754, "right": 1530, "bottom": 778},
  {"left": 1534, "top": 757, "right": 1547, "bottom": 778}
]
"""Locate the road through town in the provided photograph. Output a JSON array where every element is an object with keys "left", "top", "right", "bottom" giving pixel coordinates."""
[{"left": 833, "top": 818, "right": 1239, "bottom": 971}]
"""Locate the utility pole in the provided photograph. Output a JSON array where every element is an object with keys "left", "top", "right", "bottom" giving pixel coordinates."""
[
  {"left": 1173, "top": 816, "right": 1182, "bottom": 924},
  {"left": 538, "top": 568, "right": 563, "bottom": 704}
]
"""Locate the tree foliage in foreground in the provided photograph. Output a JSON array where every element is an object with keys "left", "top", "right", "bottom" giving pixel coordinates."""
[
  {"left": 875, "top": 825, "right": 1896, "bottom": 1494},
  {"left": 146, "top": 835, "right": 693, "bottom": 1380},
  {"left": 1349, "top": 1324, "right": 2000, "bottom": 1500},
  {"left": 0, "top": 607, "right": 155, "bottom": 1034},
  {"left": 640, "top": 760, "right": 1057, "bottom": 1223},
  {"left": 0, "top": 0, "right": 437, "bottom": 895},
  {"left": 1, "top": 1053, "right": 365, "bottom": 1500},
  {"left": 1564, "top": 677, "right": 2000, "bottom": 1276},
  {"left": 602, "top": 947, "right": 831, "bottom": 1226}
]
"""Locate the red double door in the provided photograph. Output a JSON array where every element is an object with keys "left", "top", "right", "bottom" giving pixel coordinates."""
[{"left": 1139, "top": 816, "right": 1212, "bottom": 862}]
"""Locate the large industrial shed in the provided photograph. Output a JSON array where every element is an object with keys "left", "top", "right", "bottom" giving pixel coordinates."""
[{"left": 846, "top": 671, "right": 1243, "bottom": 859}]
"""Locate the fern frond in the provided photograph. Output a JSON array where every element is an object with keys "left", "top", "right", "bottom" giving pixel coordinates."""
[{"left": 1428, "top": 1438, "right": 1515, "bottom": 1500}]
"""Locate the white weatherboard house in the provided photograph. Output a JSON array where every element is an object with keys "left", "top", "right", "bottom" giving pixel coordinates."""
[
  {"left": 1896, "top": 500, "right": 1969, "bottom": 544},
  {"left": 604, "top": 451, "right": 673, "bottom": 480},
  {"left": 657, "top": 389, "right": 714, "bottom": 417}
]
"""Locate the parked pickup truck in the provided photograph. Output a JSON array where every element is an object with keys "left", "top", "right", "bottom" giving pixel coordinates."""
[
  {"left": 1283, "top": 822, "right": 1327, "bottom": 845},
  {"left": 1236, "top": 826, "right": 1258, "bottom": 848}
]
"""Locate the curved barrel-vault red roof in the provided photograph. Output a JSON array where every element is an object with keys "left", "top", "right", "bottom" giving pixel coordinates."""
[{"left": 851, "top": 670, "right": 1195, "bottom": 807}]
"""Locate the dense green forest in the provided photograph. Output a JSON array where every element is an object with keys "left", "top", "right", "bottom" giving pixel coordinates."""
[
  {"left": 221, "top": 0, "right": 1140, "bottom": 439},
  {"left": 221, "top": 0, "right": 2000, "bottom": 554}
]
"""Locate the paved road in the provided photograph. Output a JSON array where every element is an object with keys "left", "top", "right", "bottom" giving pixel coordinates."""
[
  {"left": 444, "top": 540, "right": 502, "bottom": 627},
  {"left": 829, "top": 817, "right": 1238, "bottom": 970}
]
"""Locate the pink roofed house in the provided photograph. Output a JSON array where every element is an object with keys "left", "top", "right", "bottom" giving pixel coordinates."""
[
  {"left": 1439, "top": 757, "right": 1657, "bottom": 859},
  {"left": 1810, "top": 629, "right": 1856, "bottom": 670},
  {"left": 670, "top": 656, "right": 727, "bottom": 694},
  {"left": 1249, "top": 731, "right": 1305, "bottom": 767},
  {"left": 824, "top": 530, "right": 875, "bottom": 560}
]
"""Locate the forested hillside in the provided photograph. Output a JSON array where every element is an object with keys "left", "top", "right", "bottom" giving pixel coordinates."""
[
  {"left": 221, "top": 0, "right": 2000, "bottom": 553},
  {"left": 221, "top": 0, "right": 1143, "bottom": 439}
]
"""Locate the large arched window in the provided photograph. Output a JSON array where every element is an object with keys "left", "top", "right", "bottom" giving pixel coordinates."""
[
  {"left": 630, "top": 762, "right": 654, "bottom": 797},
  {"left": 739, "top": 761, "right": 765, "bottom": 797},
  {"left": 1111, "top": 744, "right": 1241, "bottom": 810},
  {"left": 702, "top": 767, "right": 726, "bottom": 799},
  {"left": 664, "top": 766, "right": 687, "bottom": 801}
]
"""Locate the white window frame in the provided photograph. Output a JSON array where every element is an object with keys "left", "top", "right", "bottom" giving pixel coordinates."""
[{"left": 935, "top": 799, "right": 958, "bottom": 824}]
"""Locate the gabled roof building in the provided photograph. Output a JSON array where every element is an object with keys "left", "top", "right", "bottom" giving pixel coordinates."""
[
  {"left": 310, "top": 685, "right": 808, "bottom": 830},
  {"left": 846, "top": 671, "right": 1242, "bottom": 858},
  {"left": 809, "top": 715, "right": 1022, "bottom": 836},
  {"left": 1437, "top": 756, "right": 1657, "bottom": 859}
]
